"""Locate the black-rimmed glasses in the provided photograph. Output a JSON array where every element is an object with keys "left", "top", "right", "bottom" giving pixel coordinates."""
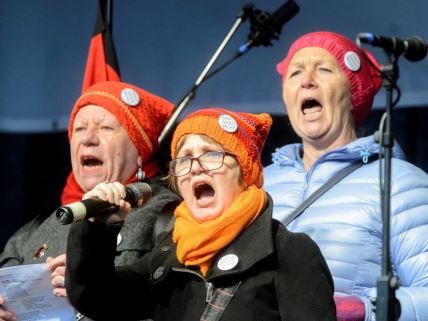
[{"left": 169, "top": 151, "right": 235, "bottom": 177}]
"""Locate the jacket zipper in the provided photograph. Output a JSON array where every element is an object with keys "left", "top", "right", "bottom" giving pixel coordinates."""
[{"left": 172, "top": 267, "right": 214, "bottom": 303}]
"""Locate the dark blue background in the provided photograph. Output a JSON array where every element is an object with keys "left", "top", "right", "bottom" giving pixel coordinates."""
[{"left": 1, "top": 0, "right": 427, "bottom": 131}]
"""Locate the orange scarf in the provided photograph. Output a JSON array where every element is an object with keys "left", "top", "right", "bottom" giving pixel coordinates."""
[{"left": 173, "top": 185, "right": 267, "bottom": 276}]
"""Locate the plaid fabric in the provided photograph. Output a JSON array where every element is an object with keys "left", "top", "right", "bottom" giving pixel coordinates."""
[{"left": 200, "top": 282, "right": 242, "bottom": 321}]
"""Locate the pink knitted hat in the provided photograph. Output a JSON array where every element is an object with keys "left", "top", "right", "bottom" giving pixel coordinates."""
[{"left": 277, "top": 31, "right": 382, "bottom": 125}]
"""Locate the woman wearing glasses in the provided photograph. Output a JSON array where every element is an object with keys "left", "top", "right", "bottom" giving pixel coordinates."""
[{"left": 65, "top": 108, "right": 336, "bottom": 321}]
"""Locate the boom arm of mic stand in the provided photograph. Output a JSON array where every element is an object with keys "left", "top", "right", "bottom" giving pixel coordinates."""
[{"left": 158, "top": 11, "right": 249, "bottom": 146}]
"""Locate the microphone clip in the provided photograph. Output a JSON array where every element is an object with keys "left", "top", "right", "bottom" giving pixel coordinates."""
[{"left": 246, "top": 8, "right": 280, "bottom": 48}]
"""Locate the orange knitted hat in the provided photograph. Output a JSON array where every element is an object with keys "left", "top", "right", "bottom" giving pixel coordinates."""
[
  {"left": 171, "top": 108, "right": 272, "bottom": 187},
  {"left": 68, "top": 81, "right": 174, "bottom": 164}
]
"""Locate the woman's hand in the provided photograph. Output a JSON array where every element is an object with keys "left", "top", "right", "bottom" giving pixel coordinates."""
[
  {"left": 46, "top": 254, "right": 67, "bottom": 298},
  {"left": 0, "top": 296, "right": 17, "bottom": 321},
  {"left": 82, "top": 181, "right": 132, "bottom": 224}
]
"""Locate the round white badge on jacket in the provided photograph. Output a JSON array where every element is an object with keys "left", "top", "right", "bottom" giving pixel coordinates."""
[
  {"left": 218, "top": 114, "right": 238, "bottom": 133},
  {"left": 217, "top": 254, "right": 239, "bottom": 271}
]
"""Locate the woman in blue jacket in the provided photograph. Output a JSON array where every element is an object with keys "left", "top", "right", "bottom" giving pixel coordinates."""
[{"left": 264, "top": 31, "right": 428, "bottom": 321}]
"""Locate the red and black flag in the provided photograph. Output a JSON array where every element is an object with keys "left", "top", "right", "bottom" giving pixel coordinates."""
[{"left": 82, "top": 0, "right": 121, "bottom": 92}]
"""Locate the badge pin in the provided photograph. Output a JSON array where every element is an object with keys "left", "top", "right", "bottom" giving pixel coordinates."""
[
  {"left": 121, "top": 88, "right": 140, "bottom": 106},
  {"left": 218, "top": 114, "right": 238, "bottom": 133},
  {"left": 217, "top": 254, "right": 239, "bottom": 271},
  {"left": 344, "top": 51, "right": 361, "bottom": 72},
  {"left": 117, "top": 233, "right": 123, "bottom": 246},
  {"left": 34, "top": 243, "right": 49, "bottom": 260}
]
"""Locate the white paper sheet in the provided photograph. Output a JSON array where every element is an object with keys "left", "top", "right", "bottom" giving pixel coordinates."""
[{"left": 0, "top": 263, "right": 75, "bottom": 321}]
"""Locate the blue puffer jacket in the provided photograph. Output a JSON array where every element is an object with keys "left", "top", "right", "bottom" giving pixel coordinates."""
[{"left": 264, "top": 135, "right": 428, "bottom": 321}]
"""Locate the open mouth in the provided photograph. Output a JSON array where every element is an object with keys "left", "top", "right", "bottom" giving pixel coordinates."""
[
  {"left": 193, "top": 182, "right": 215, "bottom": 201},
  {"left": 81, "top": 155, "right": 103, "bottom": 167},
  {"left": 301, "top": 98, "right": 322, "bottom": 115}
]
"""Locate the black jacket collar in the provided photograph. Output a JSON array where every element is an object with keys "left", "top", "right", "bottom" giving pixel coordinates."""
[
  {"left": 207, "top": 194, "right": 275, "bottom": 279},
  {"left": 150, "top": 194, "right": 276, "bottom": 281}
]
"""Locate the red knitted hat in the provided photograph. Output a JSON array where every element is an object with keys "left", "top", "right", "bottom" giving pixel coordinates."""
[
  {"left": 68, "top": 81, "right": 174, "bottom": 169},
  {"left": 277, "top": 31, "right": 382, "bottom": 125},
  {"left": 171, "top": 108, "right": 272, "bottom": 187}
]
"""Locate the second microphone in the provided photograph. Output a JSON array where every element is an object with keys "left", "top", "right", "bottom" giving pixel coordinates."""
[{"left": 56, "top": 182, "right": 152, "bottom": 225}]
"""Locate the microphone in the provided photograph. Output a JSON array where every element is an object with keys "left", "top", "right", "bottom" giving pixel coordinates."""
[
  {"left": 56, "top": 182, "right": 152, "bottom": 225},
  {"left": 357, "top": 32, "right": 428, "bottom": 62},
  {"left": 239, "top": 0, "right": 300, "bottom": 53}
]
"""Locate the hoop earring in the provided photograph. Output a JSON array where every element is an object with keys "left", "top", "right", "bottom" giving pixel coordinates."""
[{"left": 136, "top": 167, "right": 145, "bottom": 181}]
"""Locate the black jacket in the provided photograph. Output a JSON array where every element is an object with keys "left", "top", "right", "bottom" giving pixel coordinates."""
[{"left": 66, "top": 196, "right": 336, "bottom": 321}]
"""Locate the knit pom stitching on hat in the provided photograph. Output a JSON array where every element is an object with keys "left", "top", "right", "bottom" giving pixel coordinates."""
[
  {"left": 226, "top": 111, "right": 264, "bottom": 158},
  {"left": 82, "top": 90, "right": 153, "bottom": 152}
]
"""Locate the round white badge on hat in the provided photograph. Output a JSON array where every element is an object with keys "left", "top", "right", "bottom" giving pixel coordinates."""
[
  {"left": 344, "top": 51, "right": 361, "bottom": 72},
  {"left": 121, "top": 88, "right": 140, "bottom": 106},
  {"left": 218, "top": 114, "right": 238, "bottom": 133},
  {"left": 217, "top": 254, "right": 239, "bottom": 271}
]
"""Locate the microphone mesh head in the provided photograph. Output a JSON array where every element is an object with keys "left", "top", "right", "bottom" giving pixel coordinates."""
[
  {"left": 405, "top": 36, "right": 428, "bottom": 62},
  {"left": 126, "top": 182, "right": 152, "bottom": 206}
]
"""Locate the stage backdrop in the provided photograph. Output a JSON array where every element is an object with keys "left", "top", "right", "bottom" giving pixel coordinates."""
[{"left": 0, "top": 0, "right": 427, "bottom": 132}]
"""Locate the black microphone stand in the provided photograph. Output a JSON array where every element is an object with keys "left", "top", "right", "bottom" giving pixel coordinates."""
[
  {"left": 157, "top": 5, "right": 253, "bottom": 146},
  {"left": 157, "top": 0, "right": 299, "bottom": 147},
  {"left": 375, "top": 51, "right": 401, "bottom": 321}
]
